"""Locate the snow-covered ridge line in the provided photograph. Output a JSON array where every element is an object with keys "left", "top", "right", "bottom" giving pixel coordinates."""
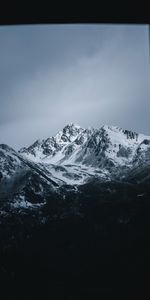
[
  {"left": 1, "top": 123, "right": 150, "bottom": 214},
  {"left": 18, "top": 123, "right": 150, "bottom": 166},
  {"left": 1, "top": 123, "right": 150, "bottom": 187}
]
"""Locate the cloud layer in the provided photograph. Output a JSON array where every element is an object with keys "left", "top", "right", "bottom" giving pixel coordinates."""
[{"left": 0, "top": 24, "right": 149, "bottom": 149}]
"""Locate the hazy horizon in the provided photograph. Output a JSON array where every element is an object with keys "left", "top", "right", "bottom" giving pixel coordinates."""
[{"left": 0, "top": 24, "right": 149, "bottom": 150}]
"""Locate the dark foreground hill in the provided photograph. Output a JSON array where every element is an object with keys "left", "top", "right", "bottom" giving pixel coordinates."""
[{"left": 0, "top": 180, "right": 150, "bottom": 299}]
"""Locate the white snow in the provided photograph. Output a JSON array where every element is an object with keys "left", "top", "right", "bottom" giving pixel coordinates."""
[
  {"left": 2, "top": 123, "right": 150, "bottom": 187},
  {"left": 11, "top": 195, "right": 46, "bottom": 209}
]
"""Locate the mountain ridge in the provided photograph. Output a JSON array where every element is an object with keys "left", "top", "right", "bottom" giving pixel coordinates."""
[
  {"left": 1, "top": 123, "right": 150, "bottom": 212},
  {"left": 1, "top": 124, "right": 150, "bottom": 298},
  {"left": 18, "top": 123, "right": 150, "bottom": 169}
]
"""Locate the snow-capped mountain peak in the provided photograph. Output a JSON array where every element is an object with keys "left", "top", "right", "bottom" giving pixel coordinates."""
[
  {"left": 1, "top": 123, "right": 150, "bottom": 203},
  {"left": 18, "top": 123, "right": 150, "bottom": 179},
  {"left": 19, "top": 123, "right": 84, "bottom": 162},
  {"left": 55, "top": 123, "right": 84, "bottom": 143},
  {"left": 18, "top": 124, "right": 150, "bottom": 167}
]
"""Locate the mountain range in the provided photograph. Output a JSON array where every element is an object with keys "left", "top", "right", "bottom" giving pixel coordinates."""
[
  {"left": 1, "top": 123, "right": 150, "bottom": 298},
  {"left": 0, "top": 122, "right": 150, "bottom": 214},
  {"left": 0, "top": 123, "right": 150, "bottom": 208}
]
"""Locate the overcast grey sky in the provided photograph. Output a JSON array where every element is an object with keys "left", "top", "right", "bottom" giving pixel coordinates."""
[{"left": 0, "top": 24, "right": 149, "bottom": 149}]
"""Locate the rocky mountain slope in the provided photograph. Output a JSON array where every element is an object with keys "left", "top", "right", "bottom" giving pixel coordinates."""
[
  {"left": 19, "top": 122, "right": 150, "bottom": 181},
  {"left": 1, "top": 124, "right": 150, "bottom": 299},
  {"left": 0, "top": 123, "right": 150, "bottom": 214}
]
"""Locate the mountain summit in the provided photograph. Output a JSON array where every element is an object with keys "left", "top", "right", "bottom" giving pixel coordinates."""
[
  {"left": 19, "top": 123, "right": 150, "bottom": 170},
  {"left": 1, "top": 123, "right": 150, "bottom": 213}
]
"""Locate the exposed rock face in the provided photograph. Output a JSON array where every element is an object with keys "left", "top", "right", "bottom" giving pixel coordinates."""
[
  {"left": 1, "top": 123, "right": 150, "bottom": 212},
  {"left": 19, "top": 123, "right": 150, "bottom": 171}
]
